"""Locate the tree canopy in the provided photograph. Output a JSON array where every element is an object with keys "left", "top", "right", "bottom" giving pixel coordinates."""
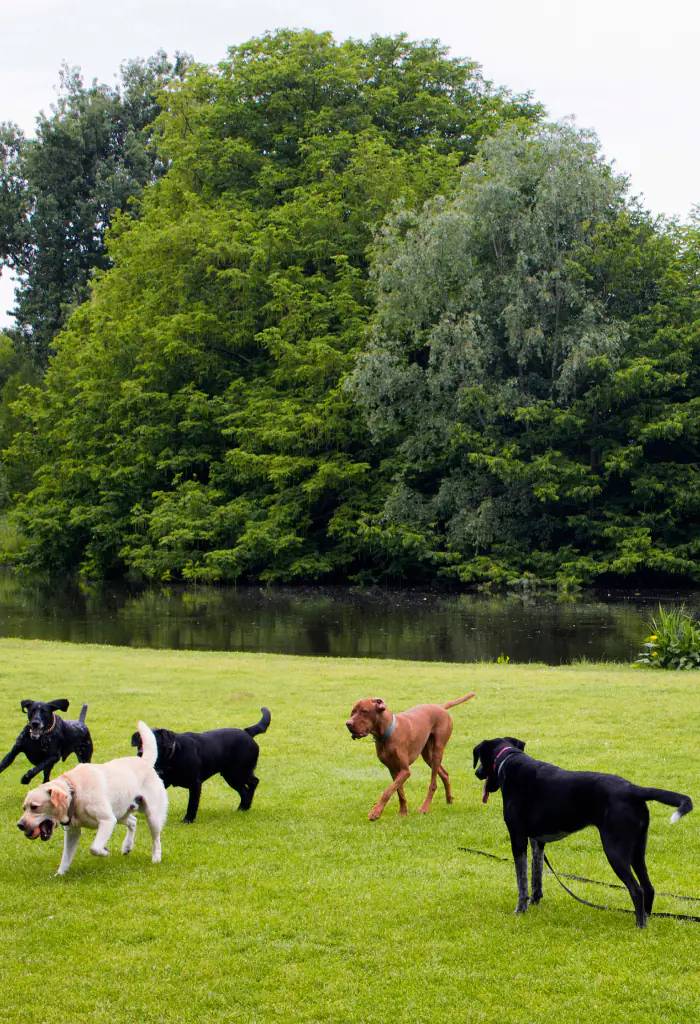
[
  {"left": 4, "top": 30, "right": 544, "bottom": 583},
  {"left": 4, "top": 31, "right": 700, "bottom": 589},
  {"left": 351, "top": 127, "right": 700, "bottom": 585}
]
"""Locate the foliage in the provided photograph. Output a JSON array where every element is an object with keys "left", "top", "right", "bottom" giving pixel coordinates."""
[
  {"left": 635, "top": 603, "right": 700, "bottom": 669},
  {"left": 0, "top": 51, "right": 191, "bottom": 365},
  {"left": 1, "top": 640, "right": 699, "bottom": 1023},
  {"left": 351, "top": 127, "right": 700, "bottom": 586},
  {"left": 4, "top": 30, "right": 542, "bottom": 582}
]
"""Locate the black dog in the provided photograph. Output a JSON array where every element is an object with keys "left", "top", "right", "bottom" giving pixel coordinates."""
[
  {"left": 131, "top": 707, "right": 271, "bottom": 823},
  {"left": 473, "top": 737, "right": 693, "bottom": 928},
  {"left": 0, "top": 699, "right": 94, "bottom": 785}
]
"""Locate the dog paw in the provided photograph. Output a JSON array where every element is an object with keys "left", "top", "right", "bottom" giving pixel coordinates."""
[
  {"left": 181, "top": 816, "right": 195, "bottom": 824},
  {"left": 368, "top": 805, "right": 384, "bottom": 821},
  {"left": 20, "top": 773, "right": 33, "bottom": 785},
  {"left": 514, "top": 902, "right": 529, "bottom": 915},
  {"left": 90, "top": 847, "right": 110, "bottom": 857},
  {"left": 529, "top": 894, "right": 542, "bottom": 906}
]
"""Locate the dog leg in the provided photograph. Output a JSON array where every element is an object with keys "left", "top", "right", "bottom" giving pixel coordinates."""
[
  {"left": 0, "top": 741, "right": 22, "bottom": 776},
  {"left": 121, "top": 814, "right": 138, "bottom": 855},
  {"left": 511, "top": 838, "right": 530, "bottom": 913},
  {"left": 90, "top": 816, "right": 117, "bottom": 857},
  {"left": 600, "top": 829, "right": 647, "bottom": 927},
  {"left": 437, "top": 764, "right": 453, "bottom": 804},
  {"left": 418, "top": 740, "right": 445, "bottom": 814},
  {"left": 238, "top": 774, "right": 259, "bottom": 811},
  {"left": 389, "top": 770, "right": 408, "bottom": 816},
  {"left": 529, "top": 838, "right": 544, "bottom": 905},
  {"left": 182, "top": 782, "right": 202, "bottom": 824},
  {"left": 142, "top": 795, "right": 166, "bottom": 864},
  {"left": 21, "top": 756, "right": 60, "bottom": 785},
  {"left": 56, "top": 826, "right": 82, "bottom": 876},
  {"left": 369, "top": 767, "right": 411, "bottom": 820},
  {"left": 631, "top": 833, "right": 655, "bottom": 917}
]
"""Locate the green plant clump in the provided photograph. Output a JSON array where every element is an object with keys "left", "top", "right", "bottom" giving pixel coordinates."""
[{"left": 635, "top": 603, "right": 700, "bottom": 669}]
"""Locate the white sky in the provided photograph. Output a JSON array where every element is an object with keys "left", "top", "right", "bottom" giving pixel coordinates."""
[{"left": 1, "top": 0, "right": 699, "bottom": 327}]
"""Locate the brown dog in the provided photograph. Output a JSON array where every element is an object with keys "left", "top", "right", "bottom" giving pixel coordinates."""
[{"left": 346, "top": 693, "right": 476, "bottom": 820}]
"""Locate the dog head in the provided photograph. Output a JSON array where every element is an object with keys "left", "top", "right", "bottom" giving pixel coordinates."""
[
  {"left": 16, "top": 780, "right": 70, "bottom": 841},
  {"left": 21, "top": 699, "right": 69, "bottom": 741},
  {"left": 346, "top": 697, "right": 389, "bottom": 739},
  {"left": 473, "top": 737, "right": 526, "bottom": 803}
]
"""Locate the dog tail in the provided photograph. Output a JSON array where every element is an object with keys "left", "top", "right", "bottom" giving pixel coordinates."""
[
  {"left": 637, "top": 787, "right": 693, "bottom": 823},
  {"left": 245, "top": 707, "right": 271, "bottom": 737},
  {"left": 136, "top": 722, "right": 158, "bottom": 767},
  {"left": 78, "top": 703, "right": 88, "bottom": 724},
  {"left": 442, "top": 693, "right": 477, "bottom": 710}
]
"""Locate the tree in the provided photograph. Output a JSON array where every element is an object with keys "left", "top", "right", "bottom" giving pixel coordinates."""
[
  {"left": 5, "top": 30, "right": 543, "bottom": 581},
  {"left": 0, "top": 51, "right": 191, "bottom": 366},
  {"left": 351, "top": 124, "right": 700, "bottom": 585}
]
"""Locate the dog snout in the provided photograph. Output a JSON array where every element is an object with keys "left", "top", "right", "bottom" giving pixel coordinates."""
[{"left": 17, "top": 819, "right": 25, "bottom": 830}]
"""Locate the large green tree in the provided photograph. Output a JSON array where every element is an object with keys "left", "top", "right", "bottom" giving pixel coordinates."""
[
  {"left": 350, "top": 126, "right": 700, "bottom": 585},
  {"left": 6, "top": 30, "right": 542, "bottom": 581}
]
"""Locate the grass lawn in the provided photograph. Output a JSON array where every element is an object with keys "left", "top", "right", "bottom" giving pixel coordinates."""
[{"left": 0, "top": 638, "right": 698, "bottom": 1023}]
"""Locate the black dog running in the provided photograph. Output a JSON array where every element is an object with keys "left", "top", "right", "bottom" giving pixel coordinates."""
[{"left": 0, "top": 699, "right": 94, "bottom": 785}]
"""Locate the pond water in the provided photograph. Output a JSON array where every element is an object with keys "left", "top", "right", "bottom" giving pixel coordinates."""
[{"left": 0, "top": 574, "right": 693, "bottom": 664}]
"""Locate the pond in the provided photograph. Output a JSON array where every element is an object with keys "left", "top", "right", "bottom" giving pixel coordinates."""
[{"left": 0, "top": 574, "right": 693, "bottom": 664}]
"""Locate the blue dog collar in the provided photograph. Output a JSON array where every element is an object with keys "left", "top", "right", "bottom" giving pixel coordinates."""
[{"left": 374, "top": 715, "right": 396, "bottom": 743}]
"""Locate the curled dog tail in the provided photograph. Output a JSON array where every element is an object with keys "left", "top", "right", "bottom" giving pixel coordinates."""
[
  {"left": 637, "top": 786, "right": 693, "bottom": 823},
  {"left": 136, "top": 722, "right": 158, "bottom": 767},
  {"left": 442, "top": 693, "right": 477, "bottom": 710},
  {"left": 78, "top": 703, "right": 88, "bottom": 724},
  {"left": 245, "top": 707, "right": 271, "bottom": 738}
]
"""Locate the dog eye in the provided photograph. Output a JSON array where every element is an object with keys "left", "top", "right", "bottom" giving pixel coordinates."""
[{"left": 29, "top": 803, "right": 39, "bottom": 811}]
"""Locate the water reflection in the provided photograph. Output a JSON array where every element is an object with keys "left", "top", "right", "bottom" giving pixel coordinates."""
[{"left": 0, "top": 573, "right": 691, "bottom": 664}]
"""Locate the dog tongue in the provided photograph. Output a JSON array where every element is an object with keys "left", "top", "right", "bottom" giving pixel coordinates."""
[{"left": 482, "top": 781, "right": 490, "bottom": 804}]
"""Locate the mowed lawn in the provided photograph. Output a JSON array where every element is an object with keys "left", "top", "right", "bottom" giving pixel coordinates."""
[{"left": 0, "top": 639, "right": 699, "bottom": 1024}]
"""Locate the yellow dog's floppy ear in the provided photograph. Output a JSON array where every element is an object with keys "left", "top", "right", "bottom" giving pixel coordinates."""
[{"left": 48, "top": 787, "right": 70, "bottom": 819}]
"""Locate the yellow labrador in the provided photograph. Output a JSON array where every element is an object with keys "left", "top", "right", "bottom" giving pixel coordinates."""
[{"left": 17, "top": 721, "right": 167, "bottom": 875}]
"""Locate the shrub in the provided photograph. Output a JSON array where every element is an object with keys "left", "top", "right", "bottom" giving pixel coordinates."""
[{"left": 635, "top": 603, "right": 700, "bottom": 669}]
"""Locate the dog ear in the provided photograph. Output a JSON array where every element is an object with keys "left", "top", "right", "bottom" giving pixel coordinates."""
[
  {"left": 48, "top": 787, "right": 70, "bottom": 818},
  {"left": 48, "top": 699, "right": 70, "bottom": 713},
  {"left": 508, "top": 737, "right": 526, "bottom": 751},
  {"left": 472, "top": 742, "right": 484, "bottom": 769},
  {"left": 21, "top": 700, "right": 35, "bottom": 714},
  {"left": 371, "top": 698, "right": 388, "bottom": 712}
]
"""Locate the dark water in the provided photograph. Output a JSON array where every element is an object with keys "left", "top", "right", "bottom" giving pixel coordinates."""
[{"left": 0, "top": 574, "right": 692, "bottom": 664}]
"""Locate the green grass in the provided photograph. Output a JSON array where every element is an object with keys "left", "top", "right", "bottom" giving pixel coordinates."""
[{"left": 0, "top": 639, "right": 699, "bottom": 1023}]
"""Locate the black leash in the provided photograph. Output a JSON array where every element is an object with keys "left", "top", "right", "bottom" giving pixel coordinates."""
[{"left": 458, "top": 847, "right": 700, "bottom": 923}]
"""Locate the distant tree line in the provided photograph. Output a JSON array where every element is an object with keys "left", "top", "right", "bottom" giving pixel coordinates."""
[{"left": 0, "top": 29, "right": 698, "bottom": 588}]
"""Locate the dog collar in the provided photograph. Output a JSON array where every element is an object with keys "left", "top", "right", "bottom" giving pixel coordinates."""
[
  {"left": 493, "top": 745, "right": 516, "bottom": 772},
  {"left": 58, "top": 779, "right": 76, "bottom": 827},
  {"left": 374, "top": 715, "right": 396, "bottom": 743},
  {"left": 33, "top": 713, "right": 56, "bottom": 738}
]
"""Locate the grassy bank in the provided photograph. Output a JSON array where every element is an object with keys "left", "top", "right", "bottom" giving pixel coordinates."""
[{"left": 0, "top": 640, "right": 698, "bottom": 1023}]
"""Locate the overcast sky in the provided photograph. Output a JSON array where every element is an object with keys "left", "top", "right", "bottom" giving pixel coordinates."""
[{"left": 1, "top": 0, "right": 698, "bottom": 327}]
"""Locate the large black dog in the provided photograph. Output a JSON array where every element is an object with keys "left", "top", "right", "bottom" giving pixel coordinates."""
[
  {"left": 473, "top": 737, "right": 693, "bottom": 928},
  {"left": 0, "top": 699, "right": 93, "bottom": 785},
  {"left": 131, "top": 707, "right": 271, "bottom": 823}
]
